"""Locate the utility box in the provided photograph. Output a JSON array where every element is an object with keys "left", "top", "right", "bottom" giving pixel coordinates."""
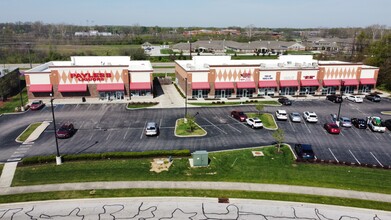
[{"left": 192, "top": 150, "right": 209, "bottom": 167}]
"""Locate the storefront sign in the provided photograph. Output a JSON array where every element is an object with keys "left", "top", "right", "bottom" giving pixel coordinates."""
[
  {"left": 70, "top": 72, "right": 112, "bottom": 82},
  {"left": 240, "top": 72, "right": 251, "bottom": 81},
  {"left": 262, "top": 74, "right": 273, "bottom": 80},
  {"left": 303, "top": 75, "right": 315, "bottom": 79}
]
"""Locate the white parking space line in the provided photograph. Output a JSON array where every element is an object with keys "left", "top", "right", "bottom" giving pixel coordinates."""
[
  {"left": 351, "top": 127, "right": 363, "bottom": 138},
  {"left": 123, "top": 128, "right": 130, "bottom": 139},
  {"left": 106, "top": 130, "right": 112, "bottom": 140},
  {"left": 140, "top": 121, "right": 147, "bottom": 139},
  {"left": 203, "top": 117, "right": 227, "bottom": 134},
  {"left": 88, "top": 133, "right": 94, "bottom": 141},
  {"left": 328, "top": 148, "right": 339, "bottom": 162},
  {"left": 86, "top": 104, "right": 92, "bottom": 111},
  {"left": 157, "top": 119, "right": 163, "bottom": 139},
  {"left": 303, "top": 121, "right": 311, "bottom": 133},
  {"left": 372, "top": 133, "right": 380, "bottom": 140},
  {"left": 349, "top": 150, "right": 361, "bottom": 165},
  {"left": 227, "top": 124, "right": 242, "bottom": 133},
  {"left": 79, "top": 121, "right": 85, "bottom": 129},
  {"left": 370, "top": 152, "right": 384, "bottom": 167},
  {"left": 288, "top": 120, "right": 296, "bottom": 132},
  {"left": 340, "top": 130, "right": 345, "bottom": 137}
]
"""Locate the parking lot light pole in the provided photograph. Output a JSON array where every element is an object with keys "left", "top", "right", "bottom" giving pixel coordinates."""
[
  {"left": 50, "top": 93, "right": 62, "bottom": 165},
  {"left": 336, "top": 80, "right": 344, "bottom": 127},
  {"left": 184, "top": 77, "right": 188, "bottom": 122}
]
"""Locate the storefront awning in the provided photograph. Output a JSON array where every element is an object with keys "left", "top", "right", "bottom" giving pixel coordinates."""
[
  {"left": 342, "top": 79, "right": 359, "bottom": 86},
  {"left": 237, "top": 81, "right": 256, "bottom": 89},
  {"left": 58, "top": 84, "right": 87, "bottom": 92},
  {"left": 279, "top": 80, "right": 299, "bottom": 87},
  {"left": 258, "top": 80, "right": 278, "bottom": 88},
  {"left": 323, "top": 79, "right": 341, "bottom": 86},
  {"left": 29, "top": 84, "right": 52, "bottom": 92},
  {"left": 360, "top": 78, "right": 376, "bottom": 85},
  {"left": 192, "top": 82, "right": 210, "bottom": 90},
  {"left": 97, "top": 83, "right": 124, "bottom": 91},
  {"left": 214, "top": 82, "right": 234, "bottom": 90},
  {"left": 129, "top": 82, "right": 151, "bottom": 90},
  {"left": 300, "top": 79, "right": 320, "bottom": 87}
]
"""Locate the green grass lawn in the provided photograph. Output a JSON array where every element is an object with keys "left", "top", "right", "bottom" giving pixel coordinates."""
[
  {"left": 0, "top": 90, "right": 28, "bottom": 114},
  {"left": 35, "top": 44, "right": 141, "bottom": 56},
  {"left": 190, "top": 100, "right": 280, "bottom": 106},
  {"left": 247, "top": 113, "right": 277, "bottom": 129},
  {"left": 175, "top": 118, "right": 206, "bottom": 136},
  {"left": 13, "top": 146, "right": 391, "bottom": 195},
  {"left": 160, "top": 49, "right": 174, "bottom": 54},
  {"left": 17, "top": 122, "right": 42, "bottom": 142},
  {"left": 0, "top": 189, "right": 390, "bottom": 211},
  {"left": 127, "top": 102, "right": 158, "bottom": 109},
  {"left": 232, "top": 55, "right": 278, "bottom": 60}
]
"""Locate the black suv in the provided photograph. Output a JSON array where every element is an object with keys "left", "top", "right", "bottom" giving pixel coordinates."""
[
  {"left": 278, "top": 97, "right": 292, "bottom": 105},
  {"left": 56, "top": 122, "right": 75, "bottom": 139},
  {"left": 365, "top": 93, "right": 381, "bottom": 102},
  {"left": 326, "top": 94, "right": 343, "bottom": 103},
  {"left": 294, "top": 144, "right": 315, "bottom": 160}
]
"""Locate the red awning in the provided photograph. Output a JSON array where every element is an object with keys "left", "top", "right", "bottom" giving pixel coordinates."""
[
  {"left": 29, "top": 84, "right": 52, "bottom": 92},
  {"left": 237, "top": 81, "right": 256, "bottom": 89},
  {"left": 58, "top": 84, "right": 87, "bottom": 92},
  {"left": 360, "top": 78, "right": 376, "bottom": 85},
  {"left": 280, "top": 80, "right": 299, "bottom": 87},
  {"left": 129, "top": 82, "right": 151, "bottom": 90},
  {"left": 97, "top": 83, "right": 124, "bottom": 91},
  {"left": 323, "top": 79, "right": 341, "bottom": 86},
  {"left": 258, "top": 80, "right": 278, "bottom": 88},
  {"left": 191, "top": 82, "right": 210, "bottom": 90},
  {"left": 342, "top": 79, "right": 359, "bottom": 86},
  {"left": 300, "top": 79, "right": 320, "bottom": 87},
  {"left": 214, "top": 82, "right": 234, "bottom": 89}
]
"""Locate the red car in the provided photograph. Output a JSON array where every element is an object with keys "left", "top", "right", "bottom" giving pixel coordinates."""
[
  {"left": 30, "top": 100, "right": 45, "bottom": 110},
  {"left": 231, "top": 110, "right": 248, "bottom": 122},
  {"left": 324, "top": 123, "right": 340, "bottom": 134},
  {"left": 56, "top": 122, "right": 75, "bottom": 139}
]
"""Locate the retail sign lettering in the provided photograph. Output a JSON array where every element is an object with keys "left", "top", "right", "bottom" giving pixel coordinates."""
[
  {"left": 303, "top": 76, "right": 315, "bottom": 79},
  {"left": 240, "top": 72, "right": 251, "bottom": 81},
  {"left": 70, "top": 72, "right": 112, "bottom": 82},
  {"left": 262, "top": 74, "right": 273, "bottom": 80}
]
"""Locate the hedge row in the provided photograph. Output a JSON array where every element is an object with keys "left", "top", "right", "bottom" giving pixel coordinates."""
[{"left": 21, "top": 149, "right": 191, "bottom": 165}]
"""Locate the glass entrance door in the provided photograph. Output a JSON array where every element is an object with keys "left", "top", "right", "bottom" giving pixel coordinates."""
[
  {"left": 221, "top": 89, "right": 226, "bottom": 98},
  {"left": 242, "top": 89, "right": 248, "bottom": 97},
  {"left": 197, "top": 90, "right": 203, "bottom": 98}
]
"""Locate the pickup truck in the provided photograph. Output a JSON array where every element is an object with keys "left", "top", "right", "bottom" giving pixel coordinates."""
[{"left": 367, "top": 116, "right": 386, "bottom": 133}]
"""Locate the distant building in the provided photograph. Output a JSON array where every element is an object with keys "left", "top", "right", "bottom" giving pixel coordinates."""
[
  {"left": 304, "top": 37, "right": 354, "bottom": 53},
  {"left": 183, "top": 29, "right": 240, "bottom": 37},
  {"left": 74, "top": 30, "right": 113, "bottom": 37},
  {"left": 175, "top": 55, "right": 379, "bottom": 99}
]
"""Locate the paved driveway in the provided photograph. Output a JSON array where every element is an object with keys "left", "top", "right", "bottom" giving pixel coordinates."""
[{"left": 1, "top": 98, "right": 390, "bottom": 167}]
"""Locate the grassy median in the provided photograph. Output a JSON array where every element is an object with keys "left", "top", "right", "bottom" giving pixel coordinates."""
[
  {"left": 16, "top": 123, "right": 42, "bottom": 142},
  {"left": 13, "top": 146, "right": 391, "bottom": 195},
  {"left": 247, "top": 113, "right": 277, "bottom": 129}
]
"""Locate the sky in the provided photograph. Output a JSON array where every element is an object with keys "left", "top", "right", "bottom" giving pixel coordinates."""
[{"left": 1, "top": 0, "right": 390, "bottom": 28}]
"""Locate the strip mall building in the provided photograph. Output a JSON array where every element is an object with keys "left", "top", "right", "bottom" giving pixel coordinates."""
[
  {"left": 25, "top": 56, "right": 153, "bottom": 101},
  {"left": 175, "top": 55, "right": 379, "bottom": 99}
]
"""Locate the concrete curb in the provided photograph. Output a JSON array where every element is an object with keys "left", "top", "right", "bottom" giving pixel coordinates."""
[
  {"left": 174, "top": 118, "right": 207, "bottom": 137},
  {"left": 15, "top": 123, "right": 40, "bottom": 144},
  {"left": 15, "top": 121, "right": 50, "bottom": 144},
  {"left": 263, "top": 113, "right": 279, "bottom": 131}
]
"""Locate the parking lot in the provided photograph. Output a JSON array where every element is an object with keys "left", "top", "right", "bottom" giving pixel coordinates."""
[{"left": 0, "top": 98, "right": 390, "bottom": 167}]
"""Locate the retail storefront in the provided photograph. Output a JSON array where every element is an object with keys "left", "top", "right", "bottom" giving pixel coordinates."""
[{"left": 25, "top": 57, "right": 153, "bottom": 102}]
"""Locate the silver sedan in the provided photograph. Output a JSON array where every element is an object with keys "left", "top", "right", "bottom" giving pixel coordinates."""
[{"left": 289, "top": 112, "right": 302, "bottom": 123}]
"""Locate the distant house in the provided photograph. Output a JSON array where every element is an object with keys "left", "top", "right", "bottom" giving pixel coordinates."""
[
  {"left": 304, "top": 37, "right": 354, "bottom": 53},
  {"left": 74, "top": 30, "right": 113, "bottom": 37}
]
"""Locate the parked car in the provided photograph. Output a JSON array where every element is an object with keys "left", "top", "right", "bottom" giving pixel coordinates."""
[
  {"left": 351, "top": 118, "right": 367, "bottom": 129},
  {"left": 275, "top": 110, "right": 288, "bottom": 120},
  {"left": 326, "top": 94, "right": 343, "bottom": 103},
  {"left": 303, "top": 111, "right": 318, "bottom": 123},
  {"left": 365, "top": 93, "right": 381, "bottom": 102},
  {"left": 339, "top": 117, "right": 352, "bottom": 128},
  {"left": 324, "top": 123, "right": 341, "bottom": 134},
  {"left": 346, "top": 95, "right": 363, "bottom": 103},
  {"left": 294, "top": 144, "right": 315, "bottom": 160},
  {"left": 145, "top": 122, "right": 159, "bottom": 136},
  {"left": 384, "top": 119, "right": 391, "bottom": 131},
  {"left": 278, "top": 97, "right": 292, "bottom": 105},
  {"left": 246, "top": 118, "right": 263, "bottom": 129},
  {"left": 231, "top": 111, "right": 248, "bottom": 122},
  {"left": 56, "top": 122, "right": 75, "bottom": 139},
  {"left": 367, "top": 116, "right": 386, "bottom": 133},
  {"left": 30, "top": 100, "right": 45, "bottom": 110},
  {"left": 289, "top": 112, "right": 301, "bottom": 123}
]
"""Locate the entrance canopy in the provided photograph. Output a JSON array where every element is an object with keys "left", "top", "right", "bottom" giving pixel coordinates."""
[
  {"left": 97, "top": 83, "right": 124, "bottom": 91},
  {"left": 191, "top": 82, "right": 210, "bottom": 90},
  {"left": 237, "top": 81, "right": 256, "bottom": 89},
  {"left": 215, "top": 82, "right": 234, "bottom": 89},
  {"left": 300, "top": 79, "right": 319, "bottom": 87},
  {"left": 58, "top": 84, "right": 87, "bottom": 92},
  {"left": 360, "top": 78, "right": 376, "bottom": 85},
  {"left": 29, "top": 84, "right": 52, "bottom": 92},
  {"left": 323, "top": 79, "right": 341, "bottom": 86},
  {"left": 342, "top": 79, "right": 359, "bottom": 86},
  {"left": 129, "top": 82, "right": 151, "bottom": 90},
  {"left": 280, "top": 80, "right": 299, "bottom": 87},
  {"left": 258, "top": 80, "right": 278, "bottom": 88}
]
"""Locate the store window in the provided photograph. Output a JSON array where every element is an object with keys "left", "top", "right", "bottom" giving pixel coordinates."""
[
  {"left": 99, "top": 91, "right": 125, "bottom": 101},
  {"left": 321, "top": 86, "right": 337, "bottom": 95},
  {"left": 258, "top": 88, "right": 275, "bottom": 96},
  {"left": 192, "top": 89, "right": 209, "bottom": 99},
  {"left": 299, "top": 86, "right": 317, "bottom": 95},
  {"left": 215, "top": 89, "right": 233, "bottom": 98},
  {"left": 280, "top": 87, "right": 297, "bottom": 95},
  {"left": 358, "top": 85, "right": 373, "bottom": 94},
  {"left": 131, "top": 89, "right": 152, "bottom": 96},
  {"left": 237, "top": 89, "right": 254, "bottom": 98}
]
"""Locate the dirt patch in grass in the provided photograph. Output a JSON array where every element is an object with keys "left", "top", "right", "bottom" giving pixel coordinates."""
[{"left": 150, "top": 158, "right": 173, "bottom": 173}]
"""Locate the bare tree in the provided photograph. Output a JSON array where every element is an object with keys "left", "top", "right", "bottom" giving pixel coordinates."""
[{"left": 272, "top": 128, "right": 285, "bottom": 153}]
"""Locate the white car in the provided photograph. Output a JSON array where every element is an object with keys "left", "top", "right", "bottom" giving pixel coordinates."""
[
  {"left": 367, "top": 116, "right": 386, "bottom": 133},
  {"left": 246, "top": 118, "right": 263, "bottom": 129},
  {"left": 346, "top": 95, "right": 363, "bottom": 103},
  {"left": 303, "top": 111, "right": 318, "bottom": 123},
  {"left": 275, "top": 110, "right": 288, "bottom": 120}
]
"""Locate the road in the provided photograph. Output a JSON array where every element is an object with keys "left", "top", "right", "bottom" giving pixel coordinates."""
[{"left": 1, "top": 98, "right": 391, "bottom": 167}]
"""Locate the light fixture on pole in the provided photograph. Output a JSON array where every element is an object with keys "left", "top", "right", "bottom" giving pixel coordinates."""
[
  {"left": 18, "top": 70, "right": 24, "bottom": 111},
  {"left": 336, "top": 80, "right": 344, "bottom": 127},
  {"left": 184, "top": 77, "right": 188, "bottom": 122},
  {"left": 50, "top": 93, "right": 62, "bottom": 165}
]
